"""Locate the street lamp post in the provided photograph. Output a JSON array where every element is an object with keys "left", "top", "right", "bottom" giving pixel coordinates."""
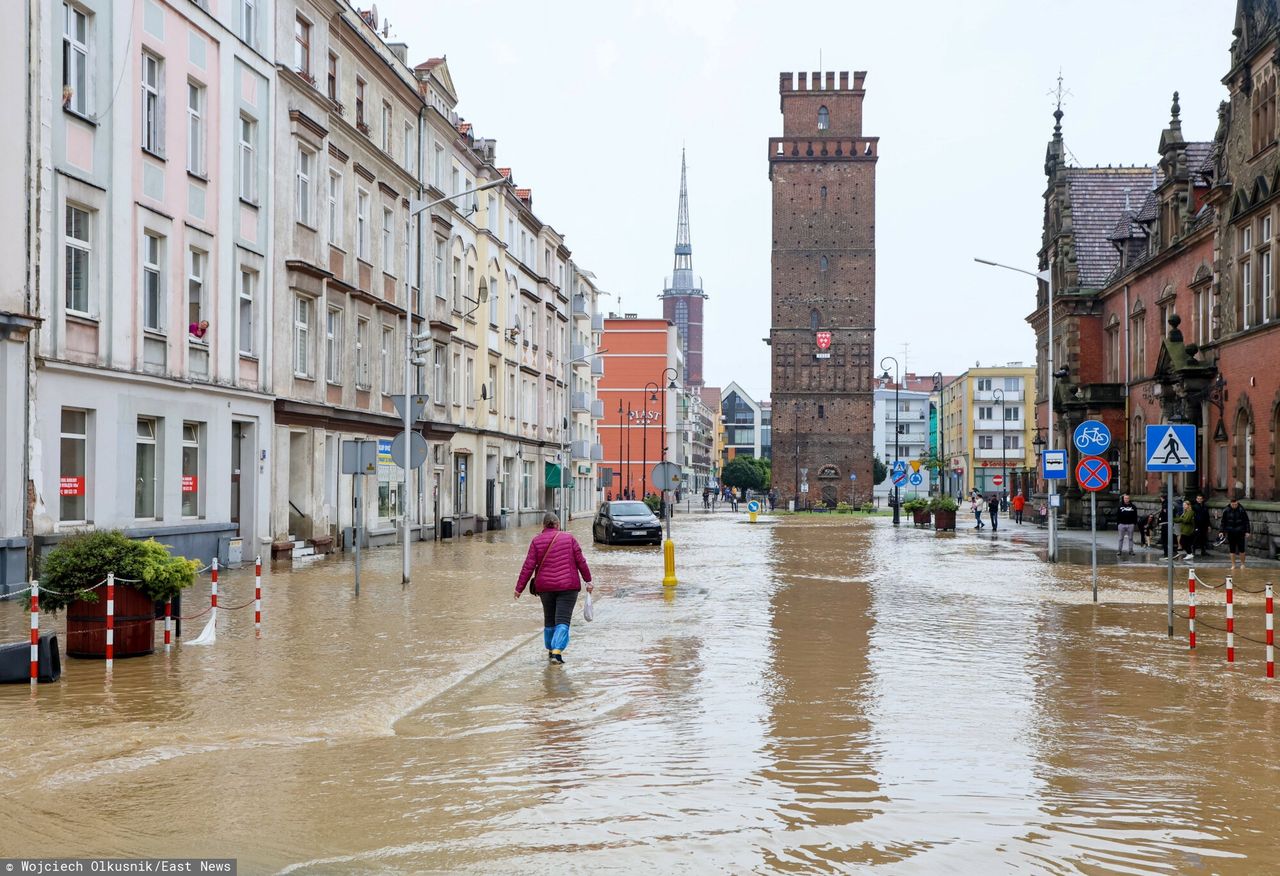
[
  {"left": 616, "top": 398, "right": 624, "bottom": 499},
  {"left": 644, "top": 380, "right": 661, "bottom": 501},
  {"left": 932, "top": 371, "right": 944, "bottom": 496},
  {"left": 562, "top": 348, "right": 606, "bottom": 525},
  {"left": 975, "top": 256, "right": 1057, "bottom": 560},
  {"left": 403, "top": 176, "right": 509, "bottom": 585},
  {"left": 879, "top": 356, "right": 900, "bottom": 525},
  {"left": 993, "top": 387, "right": 1006, "bottom": 507}
]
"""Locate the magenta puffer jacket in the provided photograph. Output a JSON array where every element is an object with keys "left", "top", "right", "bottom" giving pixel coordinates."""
[{"left": 516, "top": 528, "right": 592, "bottom": 595}]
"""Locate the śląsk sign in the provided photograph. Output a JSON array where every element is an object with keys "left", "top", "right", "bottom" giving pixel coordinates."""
[{"left": 815, "top": 331, "right": 832, "bottom": 351}]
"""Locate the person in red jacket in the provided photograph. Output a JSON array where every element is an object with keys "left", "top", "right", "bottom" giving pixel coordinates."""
[{"left": 515, "top": 512, "right": 593, "bottom": 663}]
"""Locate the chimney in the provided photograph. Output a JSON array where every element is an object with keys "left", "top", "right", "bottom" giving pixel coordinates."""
[{"left": 387, "top": 42, "right": 408, "bottom": 65}]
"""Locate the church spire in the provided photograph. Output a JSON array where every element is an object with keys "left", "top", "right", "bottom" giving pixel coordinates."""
[{"left": 672, "top": 148, "right": 694, "bottom": 288}]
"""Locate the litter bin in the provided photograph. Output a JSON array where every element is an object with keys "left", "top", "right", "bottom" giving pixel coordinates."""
[{"left": 440, "top": 518, "right": 453, "bottom": 539}]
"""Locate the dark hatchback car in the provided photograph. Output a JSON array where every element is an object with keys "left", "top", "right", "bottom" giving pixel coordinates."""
[{"left": 592, "top": 501, "right": 662, "bottom": 546}]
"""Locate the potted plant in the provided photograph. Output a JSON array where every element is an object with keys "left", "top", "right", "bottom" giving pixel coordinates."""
[
  {"left": 930, "top": 495, "right": 959, "bottom": 531},
  {"left": 39, "top": 531, "right": 199, "bottom": 659},
  {"left": 902, "top": 496, "right": 931, "bottom": 526}
]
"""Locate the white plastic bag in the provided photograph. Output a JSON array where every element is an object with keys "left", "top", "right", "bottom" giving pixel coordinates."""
[{"left": 583, "top": 590, "right": 594, "bottom": 622}]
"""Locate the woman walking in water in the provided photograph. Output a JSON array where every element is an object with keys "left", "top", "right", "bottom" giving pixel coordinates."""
[{"left": 515, "top": 512, "right": 593, "bottom": 663}]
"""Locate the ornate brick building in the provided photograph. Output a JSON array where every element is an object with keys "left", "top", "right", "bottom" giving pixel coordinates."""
[
  {"left": 768, "top": 71, "right": 878, "bottom": 507},
  {"left": 1031, "top": 0, "right": 1280, "bottom": 552}
]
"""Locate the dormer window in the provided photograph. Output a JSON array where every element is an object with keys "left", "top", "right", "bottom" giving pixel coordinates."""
[{"left": 817, "top": 106, "right": 830, "bottom": 131}]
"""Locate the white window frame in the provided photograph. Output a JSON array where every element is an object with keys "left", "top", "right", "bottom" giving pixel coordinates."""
[
  {"left": 135, "top": 417, "right": 159, "bottom": 519},
  {"left": 403, "top": 122, "right": 413, "bottom": 172},
  {"left": 356, "top": 189, "right": 370, "bottom": 260},
  {"left": 326, "top": 51, "right": 338, "bottom": 101},
  {"left": 63, "top": 3, "right": 90, "bottom": 116},
  {"left": 326, "top": 306, "right": 342, "bottom": 384},
  {"left": 186, "top": 81, "right": 205, "bottom": 175},
  {"left": 434, "top": 238, "right": 446, "bottom": 299},
  {"left": 238, "top": 116, "right": 256, "bottom": 202},
  {"left": 141, "top": 51, "right": 162, "bottom": 155},
  {"left": 294, "top": 14, "right": 312, "bottom": 77},
  {"left": 142, "top": 232, "right": 162, "bottom": 332},
  {"left": 187, "top": 247, "right": 206, "bottom": 336},
  {"left": 381, "top": 102, "right": 391, "bottom": 152},
  {"left": 382, "top": 207, "right": 394, "bottom": 273},
  {"left": 293, "top": 294, "right": 312, "bottom": 377},
  {"left": 327, "top": 170, "right": 343, "bottom": 246},
  {"left": 240, "top": 0, "right": 256, "bottom": 46},
  {"left": 238, "top": 269, "right": 256, "bottom": 355},
  {"left": 59, "top": 408, "right": 89, "bottom": 524},
  {"left": 64, "top": 203, "right": 91, "bottom": 315},
  {"left": 1243, "top": 257, "right": 1254, "bottom": 329},
  {"left": 355, "top": 317, "right": 371, "bottom": 389},
  {"left": 1265, "top": 250, "right": 1274, "bottom": 322},
  {"left": 296, "top": 145, "right": 314, "bottom": 226},
  {"left": 181, "top": 421, "right": 203, "bottom": 519},
  {"left": 433, "top": 344, "right": 445, "bottom": 402},
  {"left": 381, "top": 325, "right": 393, "bottom": 393}
]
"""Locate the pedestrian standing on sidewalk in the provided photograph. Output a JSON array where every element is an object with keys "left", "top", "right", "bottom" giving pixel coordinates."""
[
  {"left": 1220, "top": 496, "right": 1251, "bottom": 570},
  {"left": 1116, "top": 493, "right": 1138, "bottom": 557},
  {"left": 1011, "top": 490, "right": 1026, "bottom": 524},
  {"left": 1177, "top": 499, "right": 1196, "bottom": 560},
  {"left": 986, "top": 493, "right": 1000, "bottom": 532},
  {"left": 1192, "top": 493, "right": 1211, "bottom": 556},
  {"left": 971, "top": 493, "right": 984, "bottom": 529},
  {"left": 514, "top": 512, "right": 593, "bottom": 664}
]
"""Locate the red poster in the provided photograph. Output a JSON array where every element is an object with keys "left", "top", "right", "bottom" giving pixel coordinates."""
[
  {"left": 181, "top": 475, "right": 198, "bottom": 493},
  {"left": 59, "top": 476, "right": 85, "bottom": 496}
]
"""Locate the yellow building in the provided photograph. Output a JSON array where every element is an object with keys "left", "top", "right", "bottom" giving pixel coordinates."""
[{"left": 941, "top": 364, "right": 1038, "bottom": 498}]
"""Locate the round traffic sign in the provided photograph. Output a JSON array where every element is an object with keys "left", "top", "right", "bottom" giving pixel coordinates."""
[
  {"left": 992, "top": 474, "right": 1004, "bottom": 486},
  {"left": 1073, "top": 419, "right": 1112, "bottom": 456},
  {"left": 892, "top": 470, "right": 908, "bottom": 486},
  {"left": 909, "top": 472, "right": 923, "bottom": 486},
  {"left": 1076, "top": 456, "right": 1112, "bottom": 492},
  {"left": 747, "top": 500, "right": 761, "bottom": 513}
]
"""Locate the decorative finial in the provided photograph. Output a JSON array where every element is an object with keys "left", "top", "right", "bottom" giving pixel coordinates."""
[
  {"left": 1049, "top": 69, "right": 1069, "bottom": 135},
  {"left": 1171, "top": 90, "right": 1181, "bottom": 122}
]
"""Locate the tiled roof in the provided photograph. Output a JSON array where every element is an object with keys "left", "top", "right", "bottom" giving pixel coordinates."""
[
  {"left": 414, "top": 58, "right": 445, "bottom": 72},
  {"left": 497, "top": 167, "right": 512, "bottom": 179},
  {"left": 457, "top": 122, "right": 471, "bottom": 134},
  {"left": 1107, "top": 209, "right": 1146, "bottom": 242},
  {"left": 1065, "top": 167, "right": 1153, "bottom": 289},
  {"left": 1134, "top": 187, "right": 1159, "bottom": 222},
  {"left": 1187, "top": 142, "right": 1213, "bottom": 185}
]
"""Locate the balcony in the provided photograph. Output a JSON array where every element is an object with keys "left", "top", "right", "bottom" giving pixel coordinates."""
[
  {"left": 591, "top": 313, "right": 604, "bottom": 332},
  {"left": 591, "top": 443, "right": 604, "bottom": 461},
  {"left": 571, "top": 439, "right": 591, "bottom": 459},
  {"left": 571, "top": 342, "right": 590, "bottom": 361},
  {"left": 974, "top": 447, "right": 1027, "bottom": 461},
  {"left": 591, "top": 357, "right": 605, "bottom": 376},
  {"left": 974, "top": 389, "right": 1024, "bottom": 403},
  {"left": 572, "top": 391, "right": 590, "bottom": 413},
  {"left": 590, "top": 399, "right": 605, "bottom": 419},
  {"left": 572, "top": 295, "right": 589, "bottom": 317},
  {"left": 974, "top": 415, "right": 1022, "bottom": 431}
]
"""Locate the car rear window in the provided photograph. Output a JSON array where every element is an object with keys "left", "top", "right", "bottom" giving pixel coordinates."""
[{"left": 610, "top": 502, "right": 651, "bottom": 516}]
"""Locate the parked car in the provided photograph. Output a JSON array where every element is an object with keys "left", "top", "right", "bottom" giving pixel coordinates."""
[{"left": 593, "top": 501, "right": 662, "bottom": 546}]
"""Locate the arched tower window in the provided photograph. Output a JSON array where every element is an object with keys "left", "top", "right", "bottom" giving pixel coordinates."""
[
  {"left": 818, "top": 106, "right": 829, "bottom": 131},
  {"left": 820, "top": 185, "right": 827, "bottom": 200},
  {"left": 819, "top": 256, "right": 829, "bottom": 272},
  {"left": 810, "top": 309, "right": 820, "bottom": 331}
]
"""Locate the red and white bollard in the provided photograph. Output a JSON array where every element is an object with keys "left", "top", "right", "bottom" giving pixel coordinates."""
[
  {"left": 105, "top": 572, "right": 115, "bottom": 671},
  {"left": 254, "top": 555, "right": 262, "bottom": 637},
  {"left": 164, "top": 599, "right": 172, "bottom": 652},
  {"left": 1188, "top": 570, "right": 1197, "bottom": 650},
  {"left": 1226, "top": 576, "right": 1235, "bottom": 664},
  {"left": 1266, "top": 583, "right": 1274, "bottom": 679},
  {"left": 210, "top": 557, "right": 219, "bottom": 613},
  {"left": 29, "top": 581, "right": 39, "bottom": 686}
]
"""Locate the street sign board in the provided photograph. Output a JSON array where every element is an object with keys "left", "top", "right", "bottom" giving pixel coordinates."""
[
  {"left": 909, "top": 472, "right": 923, "bottom": 486},
  {"left": 651, "top": 461, "right": 682, "bottom": 490},
  {"left": 892, "top": 470, "right": 908, "bottom": 487},
  {"left": 800, "top": 482, "right": 809, "bottom": 494},
  {"left": 1076, "top": 456, "right": 1112, "bottom": 492},
  {"left": 891, "top": 460, "right": 907, "bottom": 476},
  {"left": 1145, "top": 424, "right": 1197, "bottom": 472},
  {"left": 1073, "top": 419, "right": 1111, "bottom": 456},
  {"left": 390, "top": 431, "right": 429, "bottom": 469},
  {"left": 747, "top": 500, "right": 761, "bottom": 513},
  {"left": 391, "top": 394, "right": 428, "bottom": 423},
  {"left": 340, "top": 440, "right": 377, "bottom": 475},
  {"left": 1042, "top": 449, "right": 1068, "bottom": 480},
  {"left": 992, "top": 474, "right": 1004, "bottom": 486}
]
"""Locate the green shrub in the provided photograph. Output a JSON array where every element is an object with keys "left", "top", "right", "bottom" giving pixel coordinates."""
[
  {"left": 901, "top": 497, "right": 931, "bottom": 513},
  {"left": 929, "top": 495, "right": 959, "bottom": 513},
  {"left": 835, "top": 502, "right": 854, "bottom": 513},
  {"left": 38, "top": 530, "right": 199, "bottom": 613},
  {"left": 643, "top": 494, "right": 661, "bottom": 514},
  {"left": 859, "top": 502, "right": 876, "bottom": 513}
]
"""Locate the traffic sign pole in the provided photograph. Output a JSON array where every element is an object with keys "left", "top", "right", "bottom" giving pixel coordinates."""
[{"left": 1091, "top": 491, "right": 1098, "bottom": 602}]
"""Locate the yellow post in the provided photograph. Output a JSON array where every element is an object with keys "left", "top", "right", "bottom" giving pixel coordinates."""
[
  {"left": 662, "top": 538, "right": 678, "bottom": 588},
  {"left": 749, "top": 511, "right": 758, "bottom": 523}
]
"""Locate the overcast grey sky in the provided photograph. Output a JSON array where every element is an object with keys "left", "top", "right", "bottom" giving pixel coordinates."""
[{"left": 377, "top": 0, "right": 1232, "bottom": 399}]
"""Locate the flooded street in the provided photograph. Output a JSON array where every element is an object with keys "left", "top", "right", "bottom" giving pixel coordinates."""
[{"left": 3, "top": 514, "right": 1280, "bottom": 873}]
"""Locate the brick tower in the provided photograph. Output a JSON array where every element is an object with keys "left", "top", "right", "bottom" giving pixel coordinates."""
[
  {"left": 661, "top": 150, "right": 707, "bottom": 387},
  {"left": 769, "top": 71, "right": 878, "bottom": 507}
]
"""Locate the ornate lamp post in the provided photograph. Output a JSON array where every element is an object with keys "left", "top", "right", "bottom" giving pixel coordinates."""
[
  {"left": 644, "top": 380, "right": 661, "bottom": 500},
  {"left": 932, "top": 371, "right": 944, "bottom": 495},
  {"left": 993, "top": 387, "right": 1006, "bottom": 506}
]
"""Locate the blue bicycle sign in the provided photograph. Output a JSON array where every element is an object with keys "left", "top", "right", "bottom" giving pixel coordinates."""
[{"left": 1073, "top": 419, "right": 1111, "bottom": 456}]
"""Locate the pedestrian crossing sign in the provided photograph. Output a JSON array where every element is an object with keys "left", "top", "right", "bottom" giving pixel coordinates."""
[{"left": 1145, "top": 424, "right": 1196, "bottom": 472}]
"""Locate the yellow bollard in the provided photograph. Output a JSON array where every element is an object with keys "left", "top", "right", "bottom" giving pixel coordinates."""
[
  {"left": 749, "top": 511, "right": 758, "bottom": 524},
  {"left": 662, "top": 538, "right": 678, "bottom": 588}
]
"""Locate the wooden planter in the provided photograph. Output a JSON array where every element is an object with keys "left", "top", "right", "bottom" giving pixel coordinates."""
[
  {"left": 933, "top": 509, "right": 957, "bottom": 531},
  {"left": 912, "top": 509, "right": 932, "bottom": 526},
  {"left": 66, "top": 583, "right": 155, "bottom": 659}
]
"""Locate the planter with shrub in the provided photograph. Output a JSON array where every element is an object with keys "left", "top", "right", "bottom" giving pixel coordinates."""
[
  {"left": 39, "top": 531, "right": 199, "bottom": 659},
  {"left": 902, "top": 497, "right": 932, "bottom": 526},
  {"left": 930, "top": 495, "right": 959, "bottom": 531}
]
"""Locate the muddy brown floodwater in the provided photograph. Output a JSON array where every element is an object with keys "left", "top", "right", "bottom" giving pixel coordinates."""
[{"left": 3, "top": 515, "right": 1280, "bottom": 873}]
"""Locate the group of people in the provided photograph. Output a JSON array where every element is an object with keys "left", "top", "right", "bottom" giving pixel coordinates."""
[
  {"left": 1116, "top": 492, "right": 1251, "bottom": 569},
  {"left": 968, "top": 489, "right": 1027, "bottom": 532}
]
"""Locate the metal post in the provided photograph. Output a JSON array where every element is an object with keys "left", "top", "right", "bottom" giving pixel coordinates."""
[
  {"left": 1047, "top": 259, "right": 1058, "bottom": 561},
  {"left": 617, "top": 399, "right": 623, "bottom": 500},
  {"left": 354, "top": 462, "right": 363, "bottom": 597},
  {"left": 1090, "top": 491, "right": 1098, "bottom": 602},
  {"left": 642, "top": 408, "right": 648, "bottom": 500},
  {"left": 1167, "top": 474, "right": 1174, "bottom": 636},
  {"left": 402, "top": 211, "right": 414, "bottom": 587}
]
